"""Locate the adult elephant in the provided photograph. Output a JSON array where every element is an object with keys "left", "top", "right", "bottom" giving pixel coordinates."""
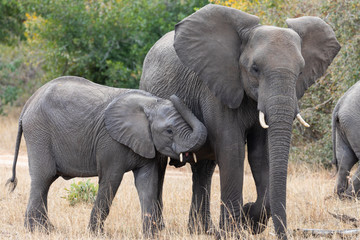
[
  {"left": 333, "top": 81, "right": 360, "bottom": 199},
  {"left": 140, "top": 4, "right": 340, "bottom": 239}
]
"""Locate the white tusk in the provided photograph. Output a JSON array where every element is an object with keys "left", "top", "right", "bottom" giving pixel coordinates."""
[
  {"left": 167, "top": 156, "right": 170, "bottom": 163},
  {"left": 180, "top": 153, "right": 183, "bottom": 162},
  {"left": 296, "top": 113, "right": 310, "bottom": 128},
  {"left": 259, "top": 111, "right": 269, "bottom": 129},
  {"left": 193, "top": 153, "right": 197, "bottom": 163}
]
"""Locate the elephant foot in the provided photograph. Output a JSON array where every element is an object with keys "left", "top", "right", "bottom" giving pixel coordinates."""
[
  {"left": 335, "top": 184, "right": 348, "bottom": 198},
  {"left": 155, "top": 219, "right": 165, "bottom": 231},
  {"left": 208, "top": 228, "right": 245, "bottom": 240},
  {"left": 336, "top": 182, "right": 359, "bottom": 200},
  {"left": 25, "top": 214, "right": 54, "bottom": 233},
  {"left": 88, "top": 220, "right": 105, "bottom": 235},
  {"left": 212, "top": 228, "right": 245, "bottom": 240},
  {"left": 188, "top": 216, "right": 216, "bottom": 235},
  {"left": 338, "top": 189, "right": 360, "bottom": 200},
  {"left": 242, "top": 202, "right": 270, "bottom": 235},
  {"left": 142, "top": 213, "right": 165, "bottom": 238}
]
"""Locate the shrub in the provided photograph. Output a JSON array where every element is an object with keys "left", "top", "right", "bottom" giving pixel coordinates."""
[
  {"left": 22, "top": 0, "right": 209, "bottom": 88},
  {"left": 0, "top": 0, "right": 26, "bottom": 45},
  {"left": 63, "top": 179, "right": 98, "bottom": 206},
  {"left": 290, "top": 0, "right": 359, "bottom": 166},
  {"left": 0, "top": 43, "right": 43, "bottom": 115}
]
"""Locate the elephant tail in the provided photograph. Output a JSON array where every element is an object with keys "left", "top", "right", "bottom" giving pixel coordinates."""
[
  {"left": 332, "top": 105, "right": 340, "bottom": 171},
  {"left": 6, "top": 119, "right": 22, "bottom": 192}
]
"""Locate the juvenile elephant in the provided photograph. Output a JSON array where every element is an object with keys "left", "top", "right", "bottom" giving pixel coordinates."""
[
  {"left": 6, "top": 76, "right": 207, "bottom": 236},
  {"left": 140, "top": 4, "right": 340, "bottom": 239},
  {"left": 333, "top": 81, "right": 360, "bottom": 198}
]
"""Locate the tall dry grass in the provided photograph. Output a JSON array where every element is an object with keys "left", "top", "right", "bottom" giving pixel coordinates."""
[
  {"left": 1, "top": 111, "right": 360, "bottom": 239},
  {"left": 0, "top": 108, "right": 27, "bottom": 155}
]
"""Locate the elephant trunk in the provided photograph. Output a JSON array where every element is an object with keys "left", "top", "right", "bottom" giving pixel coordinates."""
[
  {"left": 260, "top": 72, "right": 297, "bottom": 240},
  {"left": 170, "top": 95, "right": 207, "bottom": 152},
  {"left": 267, "top": 104, "right": 293, "bottom": 240}
]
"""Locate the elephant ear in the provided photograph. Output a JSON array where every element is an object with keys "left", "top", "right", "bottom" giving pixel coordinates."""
[
  {"left": 286, "top": 16, "right": 341, "bottom": 99},
  {"left": 174, "top": 4, "right": 259, "bottom": 109},
  {"left": 104, "top": 92, "right": 156, "bottom": 159}
]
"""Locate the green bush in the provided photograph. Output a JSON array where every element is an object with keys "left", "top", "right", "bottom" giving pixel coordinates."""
[
  {"left": 22, "top": 0, "right": 209, "bottom": 88},
  {"left": 63, "top": 179, "right": 98, "bottom": 206},
  {"left": 0, "top": 43, "right": 43, "bottom": 115},
  {"left": 289, "top": 0, "right": 359, "bottom": 167},
  {"left": 0, "top": 0, "right": 26, "bottom": 45}
]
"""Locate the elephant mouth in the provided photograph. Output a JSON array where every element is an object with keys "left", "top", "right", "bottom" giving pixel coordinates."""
[{"left": 168, "top": 152, "right": 197, "bottom": 168}]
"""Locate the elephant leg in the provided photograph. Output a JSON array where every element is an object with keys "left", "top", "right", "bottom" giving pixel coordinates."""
[
  {"left": 217, "top": 138, "right": 245, "bottom": 233},
  {"left": 89, "top": 173, "right": 123, "bottom": 233},
  {"left": 155, "top": 156, "right": 167, "bottom": 231},
  {"left": 188, "top": 159, "right": 216, "bottom": 234},
  {"left": 345, "top": 163, "right": 360, "bottom": 198},
  {"left": 334, "top": 130, "right": 357, "bottom": 197},
  {"left": 242, "top": 127, "right": 271, "bottom": 234},
  {"left": 133, "top": 161, "right": 161, "bottom": 237},
  {"left": 25, "top": 142, "right": 58, "bottom": 232},
  {"left": 25, "top": 175, "right": 58, "bottom": 232}
]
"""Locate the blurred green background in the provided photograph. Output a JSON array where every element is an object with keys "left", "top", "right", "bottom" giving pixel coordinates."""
[{"left": 0, "top": 0, "right": 359, "bottom": 166}]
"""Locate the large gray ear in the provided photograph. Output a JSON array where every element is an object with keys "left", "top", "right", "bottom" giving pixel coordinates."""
[
  {"left": 104, "top": 92, "right": 156, "bottom": 159},
  {"left": 286, "top": 16, "right": 341, "bottom": 99},
  {"left": 174, "top": 4, "right": 259, "bottom": 109}
]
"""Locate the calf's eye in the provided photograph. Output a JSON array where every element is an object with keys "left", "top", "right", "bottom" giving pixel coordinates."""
[
  {"left": 251, "top": 64, "right": 260, "bottom": 74},
  {"left": 166, "top": 129, "right": 173, "bottom": 135}
]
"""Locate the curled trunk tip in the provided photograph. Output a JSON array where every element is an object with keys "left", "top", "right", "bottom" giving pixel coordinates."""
[{"left": 170, "top": 95, "right": 207, "bottom": 151}]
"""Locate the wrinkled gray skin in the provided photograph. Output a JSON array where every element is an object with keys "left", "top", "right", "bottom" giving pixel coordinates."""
[
  {"left": 140, "top": 4, "right": 340, "bottom": 239},
  {"left": 6, "top": 76, "right": 207, "bottom": 236},
  {"left": 333, "top": 81, "right": 360, "bottom": 199}
]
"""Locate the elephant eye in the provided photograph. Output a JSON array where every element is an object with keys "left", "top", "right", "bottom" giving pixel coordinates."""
[
  {"left": 251, "top": 64, "right": 260, "bottom": 74},
  {"left": 166, "top": 129, "right": 173, "bottom": 135}
]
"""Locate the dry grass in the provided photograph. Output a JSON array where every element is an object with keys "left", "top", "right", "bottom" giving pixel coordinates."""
[
  {"left": 0, "top": 108, "right": 27, "bottom": 155},
  {"left": 1, "top": 111, "right": 360, "bottom": 239}
]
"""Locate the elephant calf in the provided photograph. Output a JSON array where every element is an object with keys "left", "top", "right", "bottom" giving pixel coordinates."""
[
  {"left": 333, "top": 81, "right": 360, "bottom": 198},
  {"left": 6, "top": 76, "right": 207, "bottom": 235}
]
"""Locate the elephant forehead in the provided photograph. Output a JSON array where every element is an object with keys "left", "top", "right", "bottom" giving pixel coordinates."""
[
  {"left": 155, "top": 104, "right": 179, "bottom": 121},
  {"left": 249, "top": 26, "right": 304, "bottom": 69},
  {"left": 253, "top": 26, "right": 301, "bottom": 48}
]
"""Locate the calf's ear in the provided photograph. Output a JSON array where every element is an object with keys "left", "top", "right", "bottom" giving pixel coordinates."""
[{"left": 104, "top": 92, "right": 156, "bottom": 159}]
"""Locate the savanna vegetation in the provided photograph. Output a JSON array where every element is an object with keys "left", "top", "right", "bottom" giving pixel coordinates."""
[
  {"left": 0, "top": 0, "right": 358, "bottom": 165},
  {"left": 0, "top": 0, "right": 359, "bottom": 239}
]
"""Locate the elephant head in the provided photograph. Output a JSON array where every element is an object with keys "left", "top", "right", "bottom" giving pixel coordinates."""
[
  {"left": 104, "top": 91, "right": 207, "bottom": 160},
  {"left": 173, "top": 4, "right": 340, "bottom": 238}
]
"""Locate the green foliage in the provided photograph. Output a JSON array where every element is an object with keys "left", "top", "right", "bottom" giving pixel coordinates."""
[
  {"left": 0, "top": 44, "right": 43, "bottom": 115},
  {"left": 0, "top": 0, "right": 26, "bottom": 45},
  {"left": 22, "top": 0, "right": 208, "bottom": 88},
  {"left": 62, "top": 179, "right": 98, "bottom": 206},
  {"left": 290, "top": 0, "right": 359, "bottom": 167}
]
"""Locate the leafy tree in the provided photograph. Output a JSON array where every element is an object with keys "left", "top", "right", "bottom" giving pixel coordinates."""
[
  {"left": 22, "top": 0, "right": 209, "bottom": 88},
  {"left": 0, "top": 43, "right": 43, "bottom": 115},
  {"left": 0, "top": 0, "right": 25, "bottom": 45}
]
